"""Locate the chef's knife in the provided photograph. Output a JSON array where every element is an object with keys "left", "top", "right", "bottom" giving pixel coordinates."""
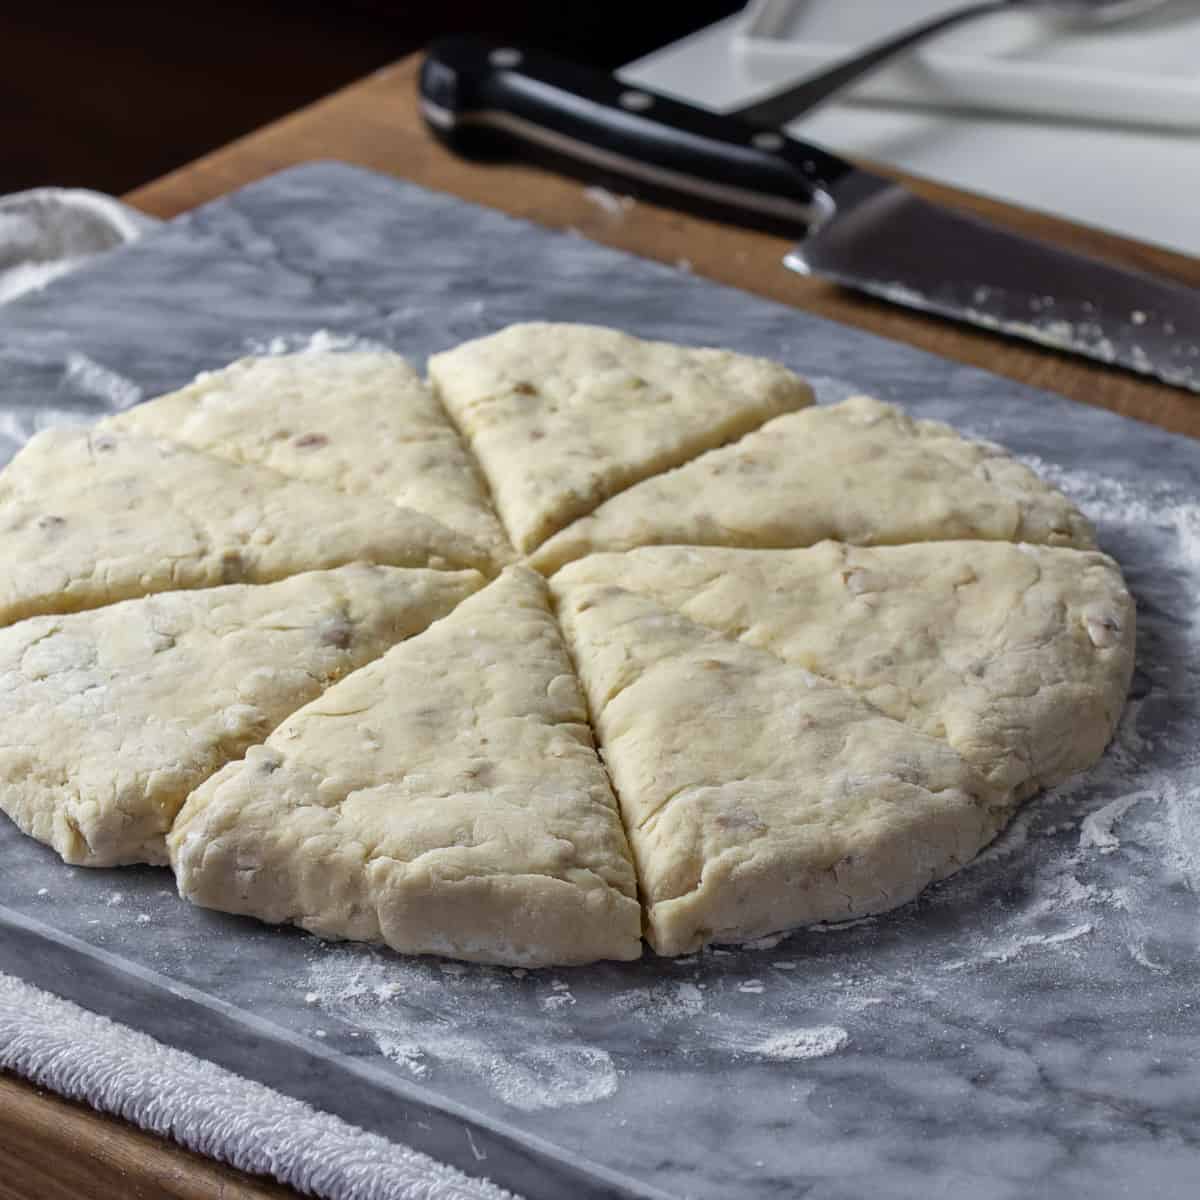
[{"left": 419, "top": 36, "right": 1200, "bottom": 393}]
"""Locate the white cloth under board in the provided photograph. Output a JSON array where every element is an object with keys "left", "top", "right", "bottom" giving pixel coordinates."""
[
  {"left": 0, "top": 972, "right": 518, "bottom": 1200},
  {"left": 0, "top": 188, "right": 159, "bottom": 304}
]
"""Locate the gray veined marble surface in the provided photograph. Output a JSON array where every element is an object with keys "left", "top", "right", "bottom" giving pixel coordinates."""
[{"left": 1, "top": 162, "right": 1199, "bottom": 1200}]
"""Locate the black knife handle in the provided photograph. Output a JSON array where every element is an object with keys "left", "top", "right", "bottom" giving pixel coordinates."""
[{"left": 419, "top": 36, "right": 851, "bottom": 235}]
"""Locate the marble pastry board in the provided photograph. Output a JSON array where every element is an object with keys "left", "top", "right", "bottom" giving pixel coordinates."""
[{"left": 1, "top": 163, "right": 1199, "bottom": 1200}]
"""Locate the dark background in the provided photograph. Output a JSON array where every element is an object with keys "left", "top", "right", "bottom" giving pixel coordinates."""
[{"left": 5, "top": 2, "right": 741, "bottom": 196}]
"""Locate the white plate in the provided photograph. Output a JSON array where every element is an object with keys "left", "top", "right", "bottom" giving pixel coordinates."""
[{"left": 735, "top": 0, "right": 1200, "bottom": 130}]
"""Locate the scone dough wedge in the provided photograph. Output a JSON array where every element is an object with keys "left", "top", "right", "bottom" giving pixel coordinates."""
[
  {"left": 553, "top": 543, "right": 1135, "bottom": 804},
  {"left": 552, "top": 579, "right": 1008, "bottom": 956},
  {"left": 429, "top": 323, "right": 813, "bottom": 553},
  {"left": 169, "top": 566, "right": 642, "bottom": 967},
  {"left": 0, "top": 564, "right": 482, "bottom": 867},
  {"left": 0, "top": 427, "right": 494, "bottom": 625},
  {"left": 102, "top": 351, "right": 512, "bottom": 567},
  {"left": 532, "top": 396, "right": 1095, "bottom": 573}
]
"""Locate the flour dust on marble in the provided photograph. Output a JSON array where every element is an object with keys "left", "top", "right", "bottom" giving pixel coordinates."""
[
  {"left": 902, "top": 455, "right": 1200, "bottom": 976},
  {"left": 239, "top": 312, "right": 496, "bottom": 361},
  {"left": 62, "top": 351, "right": 143, "bottom": 410},
  {"left": 241, "top": 329, "right": 393, "bottom": 358},
  {"left": 304, "top": 945, "right": 619, "bottom": 1113},
  {"left": 750, "top": 1027, "right": 850, "bottom": 1061}
]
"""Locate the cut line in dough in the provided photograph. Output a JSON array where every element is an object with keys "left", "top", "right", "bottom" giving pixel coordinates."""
[
  {"left": 429, "top": 322, "right": 813, "bottom": 553},
  {"left": 0, "top": 564, "right": 482, "bottom": 866},
  {"left": 532, "top": 395, "right": 1096, "bottom": 573},
  {"left": 103, "top": 351, "right": 513, "bottom": 567},
  {"left": 0, "top": 426, "right": 495, "bottom": 627},
  {"left": 169, "top": 566, "right": 642, "bottom": 967}
]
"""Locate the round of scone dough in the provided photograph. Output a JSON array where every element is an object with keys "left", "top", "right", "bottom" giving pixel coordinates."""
[{"left": 0, "top": 328, "right": 1135, "bottom": 965}]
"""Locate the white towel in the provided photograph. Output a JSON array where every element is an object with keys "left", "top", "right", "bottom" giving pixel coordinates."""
[
  {"left": 0, "top": 972, "right": 520, "bottom": 1200},
  {"left": 0, "top": 187, "right": 158, "bottom": 304}
]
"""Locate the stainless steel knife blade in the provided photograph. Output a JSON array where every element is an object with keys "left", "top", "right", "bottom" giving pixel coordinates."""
[{"left": 790, "top": 171, "right": 1200, "bottom": 392}]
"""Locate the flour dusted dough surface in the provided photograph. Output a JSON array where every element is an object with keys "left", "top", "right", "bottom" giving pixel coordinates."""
[
  {"left": 552, "top": 542, "right": 1134, "bottom": 800},
  {"left": 533, "top": 395, "right": 1096, "bottom": 572},
  {"left": 0, "top": 426, "right": 493, "bottom": 625},
  {"left": 169, "top": 567, "right": 642, "bottom": 967},
  {"left": 552, "top": 580, "right": 1008, "bottom": 955},
  {"left": 0, "top": 326, "right": 1136, "bottom": 964},
  {"left": 429, "top": 323, "right": 813, "bottom": 553},
  {"left": 553, "top": 540, "right": 1133, "bottom": 952},
  {"left": 103, "top": 352, "right": 512, "bottom": 567},
  {"left": 0, "top": 564, "right": 481, "bottom": 867}
]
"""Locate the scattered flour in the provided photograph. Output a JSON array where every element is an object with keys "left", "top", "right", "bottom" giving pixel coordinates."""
[
  {"left": 1163, "top": 783, "right": 1200, "bottom": 894},
  {"left": 978, "top": 923, "right": 1095, "bottom": 965},
  {"left": 1079, "top": 792, "right": 1155, "bottom": 853},
  {"left": 963, "top": 803, "right": 1038, "bottom": 870},
  {"left": 739, "top": 932, "right": 789, "bottom": 951},
  {"left": 63, "top": 352, "right": 142, "bottom": 410},
  {"left": 242, "top": 330, "right": 390, "bottom": 357},
  {"left": 376, "top": 1037, "right": 428, "bottom": 1077},
  {"left": 1022, "top": 455, "right": 1200, "bottom": 588},
  {"left": 843, "top": 995, "right": 888, "bottom": 1012},
  {"left": 1128, "top": 942, "right": 1169, "bottom": 975},
  {"left": 753, "top": 1026, "right": 849, "bottom": 1061},
  {"left": 305, "top": 946, "right": 619, "bottom": 1113},
  {"left": 613, "top": 981, "right": 705, "bottom": 1024},
  {"left": 582, "top": 187, "right": 634, "bottom": 219},
  {"left": 807, "top": 915, "right": 878, "bottom": 934},
  {"left": 484, "top": 1046, "right": 617, "bottom": 1112}
]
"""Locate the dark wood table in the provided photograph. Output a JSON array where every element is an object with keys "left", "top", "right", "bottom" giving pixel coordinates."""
[{"left": 4, "top": 50, "right": 1198, "bottom": 1200}]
